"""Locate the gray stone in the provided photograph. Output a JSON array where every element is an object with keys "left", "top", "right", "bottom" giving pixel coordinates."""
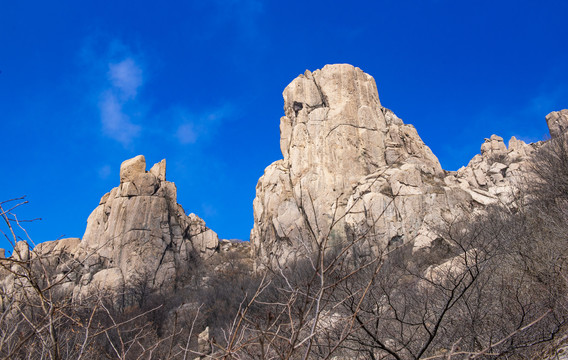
[
  {"left": 75, "top": 155, "right": 219, "bottom": 296},
  {"left": 120, "top": 155, "right": 146, "bottom": 183},
  {"left": 197, "top": 326, "right": 211, "bottom": 355},
  {"left": 133, "top": 172, "right": 158, "bottom": 196},
  {"left": 150, "top": 159, "right": 166, "bottom": 181},
  {"left": 251, "top": 64, "right": 552, "bottom": 269},
  {"left": 546, "top": 109, "right": 568, "bottom": 138},
  {"left": 12, "top": 241, "right": 30, "bottom": 262}
]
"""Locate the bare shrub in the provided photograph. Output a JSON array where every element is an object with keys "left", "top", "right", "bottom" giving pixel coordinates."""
[{"left": 3, "top": 134, "right": 568, "bottom": 359}]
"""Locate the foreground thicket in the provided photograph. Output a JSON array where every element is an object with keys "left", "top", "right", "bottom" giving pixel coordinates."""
[
  {"left": 1, "top": 136, "right": 568, "bottom": 359},
  {"left": 211, "top": 137, "right": 568, "bottom": 359}
]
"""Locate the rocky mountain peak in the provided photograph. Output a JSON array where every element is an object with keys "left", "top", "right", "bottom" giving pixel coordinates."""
[
  {"left": 1, "top": 64, "right": 567, "bottom": 359},
  {"left": 279, "top": 64, "right": 442, "bottom": 181},
  {"left": 251, "top": 64, "right": 552, "bottom": 269},
  {"left": 252, "top": 65, "right": 447, "bottom": 267},
  {"left": 71, "top": 155, "right": 219, "bottom": 298}
]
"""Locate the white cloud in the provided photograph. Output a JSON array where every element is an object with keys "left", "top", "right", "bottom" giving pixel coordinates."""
[
  {"left": 84, "top": 42, "right": 146, "bottom": 147},
  {"left": 99, "top": 90, "right": 141, "bottom": 146},
  {"left": 176, "top": 123, "right": 197, "bottom": 144},
  {"left": 206, "top": 105, "right": 234, "bottom": 122},
  {"left": 172, "top": 104, "right": 235, "bottom": 146},
  {"left": 81, "top": 36, "right": 235, "bottom": 148},
  {"left": 108, "top": 58, "right": 143, "bottom": 99}
]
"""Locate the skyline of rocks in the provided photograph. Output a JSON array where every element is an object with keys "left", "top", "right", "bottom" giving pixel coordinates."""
[{"left": 1, "top": 63, "right": 566, "bottom": 290}]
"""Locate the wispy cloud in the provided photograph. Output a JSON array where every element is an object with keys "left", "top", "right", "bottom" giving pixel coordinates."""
[
  {"left": 98, "top": 164, "right": 112, "bottom": 179},
  {"left": 173, "top": 104, "right": 235, "bottom": 146},
  {"left": 108, "top": 58, "right": 143, "bottom": 99},
  {"left": 99, "top": 56, "right": 144, "bottom": 146},
  {"left": 81, "top": 36, "right": 235, "bottom": 148},
  {"left": 99, "top": 90, "right": 141, "bottom": 145},
  {"left": 176, "top": 123, "right": 197, "bottom": 144},
  {"left": 81, "top": 38, "right": 146, "bottom": 147}
]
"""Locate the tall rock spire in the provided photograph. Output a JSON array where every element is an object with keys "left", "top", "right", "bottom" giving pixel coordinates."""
[
  {"left": 74, "top": 155, "right": 219, "bottom": 298},
  {"left": 251, "top": 64, "right": 444, "bottom": 267}
]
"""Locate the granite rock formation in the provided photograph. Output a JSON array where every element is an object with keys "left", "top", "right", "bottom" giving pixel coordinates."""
[
  {"left": 3, "top": 63, "right": 567, "bottom": 359},
  {"left": 546, "top": 109, "right": 568, "bottom": 139},
  {"left": 251, "top": 64, "right": 546, "bottom": 268},
  {"left": 0, "top": 156, "right": 225, "bottom": 302},
  {"left": 0, "top": 156, "right": 221, "bottom": 300},
  {"left": 3, "top": 64, "right": 561, "bottom": 291},
  {"left": 69, "top": 155, "right": 219, "bottom": 298}
]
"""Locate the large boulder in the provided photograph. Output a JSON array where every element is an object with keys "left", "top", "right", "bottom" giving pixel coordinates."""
[{"left": 120, "top": 154, "right": 147, "bottom": 183}]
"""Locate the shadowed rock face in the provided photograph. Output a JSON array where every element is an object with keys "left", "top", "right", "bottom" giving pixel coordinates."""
[
  {"left": 73, "top": 155, "right": 219, "bottom": 298},
  {"left": 250, "top": 64, "right": 553, "bottom": 268}
]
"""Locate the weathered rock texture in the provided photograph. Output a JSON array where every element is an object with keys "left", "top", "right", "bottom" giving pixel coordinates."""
[
  {"left": 7, "top": 156, "right": 217, "bottom": 300},
  {"left": 69, "top": 155, "right": 219, "bottom": 298},
  {"left": 546, "top": 109, "right": 568, "bottom": 139},
  {"left": 251, "top": 64, "right": 548, "bottom": 268},
  {"left": 0, "top": 156, "right": 224, "bottom": 304}
]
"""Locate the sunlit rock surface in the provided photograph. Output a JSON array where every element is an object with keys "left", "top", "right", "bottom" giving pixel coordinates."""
[
  {"left": 71, "top": 155, "right": 219, "bottom": 298},
  {"left": 251, "top": 64, "right": 547, "bottom": 268}
]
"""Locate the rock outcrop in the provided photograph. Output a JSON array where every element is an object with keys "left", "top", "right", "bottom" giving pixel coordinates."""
[
  {"left": 1, "top": 64, "right": 563, "bottom": 302},
  {"left": 1, "top": 63, "right": 567, "bottom": 359},
  {"left": 251, "top": 65, "right": 443, "bottom": 266},
  {"left": 450, "top": 135, "right": 538, "bottom": 206},
  {"left": 7, "top": 155, "right": 218, "bottom": 300},
  {"left": 70, "top": 155, "right": 219, "bottom": 298},
  {"left": 546, "top": 109, "right": 568, "bottom": 139},
  {"left": 251, "top": 64, "right": 546, "bottom": 268},
  {"left": 0, "top": 155, "right": 224, "bottom": 304}
]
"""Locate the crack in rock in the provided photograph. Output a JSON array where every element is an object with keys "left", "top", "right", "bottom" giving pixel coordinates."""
[{"left": 326, "top": 123, "right": 378, "bottom": 139}]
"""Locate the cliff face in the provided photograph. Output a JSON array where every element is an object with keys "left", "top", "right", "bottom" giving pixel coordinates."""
[
  {"left": 2, "top": 64, "right": 568, "bottom": 359},
  {"left": 3, "top": 64, "right": 566, "bottom": 294},
  {"left": 5, "top": 156, "right": 219, "bottom": 300},
  {"left": 71, "top": 155, "right": 219, "bottom": 297},
  {"left": 251, "top": 64, "right": 545, "bottom": 268}
]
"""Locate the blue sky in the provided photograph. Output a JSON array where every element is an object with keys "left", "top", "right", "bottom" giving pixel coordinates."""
[{"left": 1, "top": 0, "right": 567, "bottom": 250}]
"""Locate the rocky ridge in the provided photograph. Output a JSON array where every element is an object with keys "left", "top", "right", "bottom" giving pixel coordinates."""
[
  {"left": 2, "top": 63, "right": 566, "bottom": 298},
  {"left": 1, "top": 156, "right": 222, "bottom": 299},
  {"left": 2, "top": 63, "right": 567, "bottom": 359},
  {"left": 250, "top": 64, "right": 550, "bottom": 268}
]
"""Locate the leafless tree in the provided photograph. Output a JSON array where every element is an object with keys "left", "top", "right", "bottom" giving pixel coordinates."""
[
  {"left": 207, "top": 137, "right": 568, "bottom": 359},
  {"left": 0, "top": 197, "right": 176, "bottom": 359},
  {"left": 3, "top": 134, "right": 568, "bottom": 359}
]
